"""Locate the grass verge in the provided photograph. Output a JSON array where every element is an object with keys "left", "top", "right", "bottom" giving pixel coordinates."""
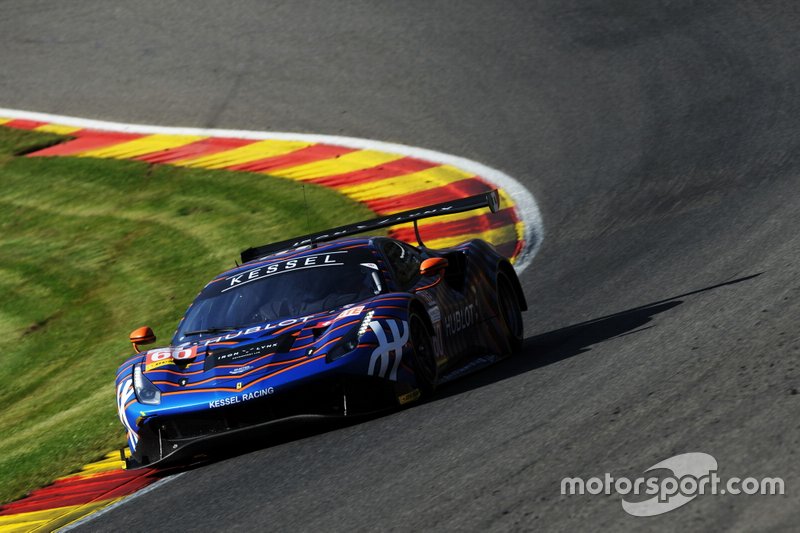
[{"left": 0, "top": 126, "right": 374, "bottom": 503}]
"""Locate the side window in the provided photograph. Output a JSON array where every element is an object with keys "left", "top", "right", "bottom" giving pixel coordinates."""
[{"left": 381, "top": 240, "right": 421, "bottom": 289}]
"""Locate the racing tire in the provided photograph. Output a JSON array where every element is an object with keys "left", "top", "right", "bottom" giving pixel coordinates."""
[
  {"left": 497, "top": 272, "right": 524, "bottom": 354},
  {"left": 409, "top": 313, "right": 437, "bottom": 395}
]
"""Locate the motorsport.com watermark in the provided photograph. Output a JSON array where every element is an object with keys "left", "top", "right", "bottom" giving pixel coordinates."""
[{"left": 561, "top": 452, "right": 785, "bottom": 516}]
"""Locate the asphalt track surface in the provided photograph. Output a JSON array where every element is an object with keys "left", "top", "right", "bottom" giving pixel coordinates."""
[{"left": 2, "top": 1, "right": 799, "bottom": 530}]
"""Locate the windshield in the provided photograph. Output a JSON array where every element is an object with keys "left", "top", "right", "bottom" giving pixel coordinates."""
[{"left": 174, "top": 250, "right": 383, "bottom": 342}]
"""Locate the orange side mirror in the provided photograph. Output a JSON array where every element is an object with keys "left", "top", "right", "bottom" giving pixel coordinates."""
[
  {"left": 419, "top": 257, "right": 449, "bottom": 276},
  {"left": 130, "top": 326, "right": 156, "bottom": 353},
  {"left": 415, "top": 257, "right": 449, "bottom": 292}
]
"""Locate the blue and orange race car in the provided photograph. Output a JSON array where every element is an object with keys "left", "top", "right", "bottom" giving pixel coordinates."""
[{"left": 115, "top": 191, "right": 527, "bottom": 467}]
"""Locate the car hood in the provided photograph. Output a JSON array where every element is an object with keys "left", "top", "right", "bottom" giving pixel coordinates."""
[{"left": 138, "top": 299, "right": 383, "bottom": 392}]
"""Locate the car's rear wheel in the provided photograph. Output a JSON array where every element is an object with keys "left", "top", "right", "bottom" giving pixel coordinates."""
[
  {"left": 497, "top": 272, "right": 523, "bottom": 354},
  {"left": 409, "top": 313, "right": 437, "bottom": 395}
]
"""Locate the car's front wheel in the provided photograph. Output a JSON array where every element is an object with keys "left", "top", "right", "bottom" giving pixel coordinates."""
[
  {"left": 409, "top": 313, "right": 437, "bottom": 395},
  {"left": 497, "top": 272, "right": 523, "bottom": 354}
]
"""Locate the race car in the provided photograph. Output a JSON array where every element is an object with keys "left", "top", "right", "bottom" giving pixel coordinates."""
[{"left": 115, "top": 190, "right": 527, "bottom": 468}]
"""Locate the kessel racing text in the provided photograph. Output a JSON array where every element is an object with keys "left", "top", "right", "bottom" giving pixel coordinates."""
[{"left": 208, "top": 386, "right": 275, "bottom": 408}]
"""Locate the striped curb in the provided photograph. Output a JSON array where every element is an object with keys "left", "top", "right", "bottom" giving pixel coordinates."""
[
  {"left": 0, "top": 109, "right": 543, "bottom": 270},
  {"left": 0, "top": 452, "right": 165, "bottom": 532},
  {"left": 0, "top": 109, "right": 544, "bottom": 531}
]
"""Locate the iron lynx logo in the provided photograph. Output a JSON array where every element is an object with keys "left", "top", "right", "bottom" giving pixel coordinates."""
[
  {"left": 368, "top": 320, "right": 409, "bottom": 381},
  {"left": 561, "top": 452, "right": 785, "bottom": 516},
  {"left": 210, "top": 339, "right": 281, "bottom": 365}
]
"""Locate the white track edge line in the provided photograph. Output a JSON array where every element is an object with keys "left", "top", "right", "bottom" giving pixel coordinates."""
[
  {"left": 58, "top": 472, "right": 186, "bottom": 532},
  {"left": 0, "top": 107, "right": 543, "bottom": 271}
]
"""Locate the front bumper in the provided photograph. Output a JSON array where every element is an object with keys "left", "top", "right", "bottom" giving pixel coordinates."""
[{"left": 129, "top": 375, "right": 396, "bottom": 468}]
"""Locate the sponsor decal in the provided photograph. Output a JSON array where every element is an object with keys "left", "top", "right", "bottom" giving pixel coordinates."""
[
  {"left": 205, "top": 337, "right": 290, "bottom": 369},
  {"left": 397, "top": 389, "right": 421, "bottom": 405},
  {"left": 368, "top": 320, "right": 409, "bottom": 380},
  {"left": 426, "top": 304, "right": 441, "bottom": 324},
  {"left": 224, "top": 252, "right": 345, "bottom": 292},
  {"left": 337, "top": 305, "right": 365, "bottom": 319},
  {"left": 443, "top": 303, "right": 478, "bottom": 336},
  {"left": 417, "top": 293, "right": 445, "bottom": 357},
  {"left": 144, "top": 346, "right": 197, "bottom": 371},
  {"left": 229, "top": 364, "right": 253, "bottom": 375},
  {"left": 145, "top": 358, "right": 171, "bottom": 372},
  {"left": 208, "top": 386, "right": 276, "bottom": 408},
  {"left": 432, "top": 322, "right": 445, "bottom": 360},
  {"left": 201, "top": 315, "right": 317, "bottom": 346}
]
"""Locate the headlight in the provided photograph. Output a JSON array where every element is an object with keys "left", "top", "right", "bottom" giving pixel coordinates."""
[
  {"left": 327, "top": 310, "right": 374, "bottom": 362},
  {"left": 357, "top": 310, "right": 374, "bottom": 336},
  {"left": 133, "top": 364, "right": 161, "bottom": 405}
]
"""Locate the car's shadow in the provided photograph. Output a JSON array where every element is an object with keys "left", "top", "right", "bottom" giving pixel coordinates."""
[
  {"left": 152, "top": 272, "right": 760, "bottom": 474},
  {"left": 433, "top": 272, "right": 761, "bottom": 401}
]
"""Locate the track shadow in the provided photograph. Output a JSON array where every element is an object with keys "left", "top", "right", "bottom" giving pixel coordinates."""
[{"left": 434, "top": 272, "right": 762, "bottom": 399}]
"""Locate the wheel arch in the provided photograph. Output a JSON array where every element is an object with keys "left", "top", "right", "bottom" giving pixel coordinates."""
[
  {"left": 408, "top": 298, "right": 435, "bottom": 334},
  {"left": 497, "top": 260, "right": 528, "bottom": 311}
]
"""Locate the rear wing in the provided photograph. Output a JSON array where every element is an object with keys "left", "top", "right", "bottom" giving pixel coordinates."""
[{"left": 240, "top": 189, "right": 500, "bottom": 263}]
